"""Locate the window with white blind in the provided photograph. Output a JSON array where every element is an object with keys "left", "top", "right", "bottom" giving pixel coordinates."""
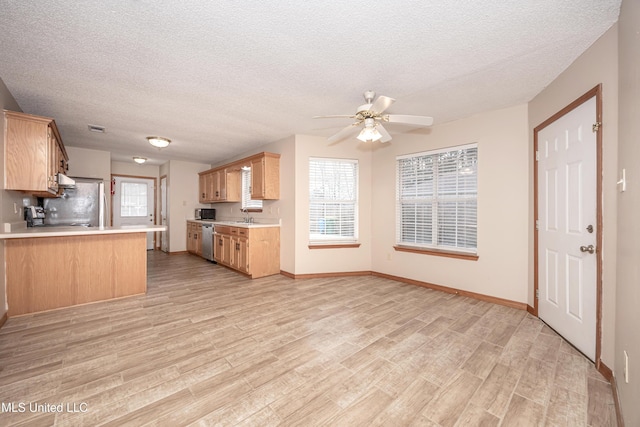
[
  {"left": 309, "top": 158, "right": 358, "bottom": 243},
  {"left": 241, "top": 168, "right": 263, "bottom": 211},
  {"left": 396, "top": 144, "right": 477, "bottom": 253}
]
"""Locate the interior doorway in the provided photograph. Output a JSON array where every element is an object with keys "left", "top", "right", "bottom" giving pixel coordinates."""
[
  {"left": 534, "top": 85, "right": 602, "bottom": 363},
  {"left": 112, "top": 175, "right": 157, "bottom": 250}
]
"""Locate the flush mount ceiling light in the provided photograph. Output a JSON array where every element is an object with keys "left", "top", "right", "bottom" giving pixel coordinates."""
[
  {"left": 356, "top": 118, "right": 382, "bottom": 142},
  {"left": 133, "top": 157, "right": 147, "bottom": 164},
  {"left": 147, "top": 136, "right": 171, "bottom": 148}
]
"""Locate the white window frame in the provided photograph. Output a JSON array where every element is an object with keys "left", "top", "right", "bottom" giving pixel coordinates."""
[
  {"left": 396, "top": 143, "right": 478, "bottom": 254},
  {"left": 309, "top": 157, "right": 358, "bottom": 244},
  {"left": 241, "top": 168, "right": 263, "bottom": 211}
]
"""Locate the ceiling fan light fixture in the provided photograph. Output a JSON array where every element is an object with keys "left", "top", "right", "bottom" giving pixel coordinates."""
[
  {"left": 357, "top": 118, "right": 382, "bottom": 142},
  {"left": 357, "top": 127, "right": 382, "bottom": 142},
  {"left": 133, "top": 156, "right": 147, "bottom": 164},
  {"left": 147, "top": 136, "right": 171, "bottom": 148}
]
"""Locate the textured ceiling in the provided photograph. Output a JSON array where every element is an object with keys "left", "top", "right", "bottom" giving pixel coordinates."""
[{"left": 0, "top": 0, "right": 621, "bottom": 166}]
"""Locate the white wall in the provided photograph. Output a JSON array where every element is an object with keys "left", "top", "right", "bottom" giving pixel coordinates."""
[
  {"left": 111, "top": 161, "right": 160, "bottom": 178},
  {"left": 616, "top": 1, "right": 640, "bottom": 423},
  {"left": 66, "top": 146, "right": 111, "bottom": 181},
  {"left": 528, "top": 24, "right": 618, "bottom": 368},
  {"left": 167, "top": 160, "right": 211, "bottom": 252},
  {"left": 293, "top": 134, "right": 374, "bottom": 275},
  {"left": 371, "top": 105, "right": 530, "bottom": 303},
  {"left": 0, "top": 77, "right": 24, "bottom": 316}
]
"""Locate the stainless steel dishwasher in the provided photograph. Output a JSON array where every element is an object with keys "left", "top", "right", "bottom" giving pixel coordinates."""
[{"left": 201, "top": 223, "right": 215, "bottom": 261}]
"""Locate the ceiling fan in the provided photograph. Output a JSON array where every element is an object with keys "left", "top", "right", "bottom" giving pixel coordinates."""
[{"left": 314, "top": 91, "right": 434, "bottom": 143}]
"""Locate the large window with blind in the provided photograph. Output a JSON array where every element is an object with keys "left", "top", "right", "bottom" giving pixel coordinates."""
[
  {"left": 396, "top": 144, "right": 477, "bottom": 253},
  {"left": 309, "top": 158, "right": 358, "bottom": 243}
]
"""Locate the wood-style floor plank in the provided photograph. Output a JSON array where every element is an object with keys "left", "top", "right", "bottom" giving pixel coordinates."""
[{"left": 0, "top": 251, "right": 617, "bottom": 426}]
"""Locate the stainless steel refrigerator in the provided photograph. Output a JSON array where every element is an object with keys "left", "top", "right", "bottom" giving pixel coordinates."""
[{"left": 43, "top": 178, "right": 107, "bottom": 227}]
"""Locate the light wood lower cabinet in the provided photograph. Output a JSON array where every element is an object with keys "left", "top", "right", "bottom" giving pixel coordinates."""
[
  {"left": 214, "top": 225, "right": 280, "bottom": 278},
  {"left": 186, "top": 221, "right": 202, "bottom": 255},
  {"left": 5, "top": 233, "right": 147, "bottom": 316}
]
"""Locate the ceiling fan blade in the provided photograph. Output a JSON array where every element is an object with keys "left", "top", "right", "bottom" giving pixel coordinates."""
[
  {"left": 377, "top": 124, "right": 392, "bottom": 143},
  {"left": 327, "top": 123, "right": 361, "bottom": 143},
  {"left": 386, "top": 114, "right": 434, "bottom": 126},
  {"left": 313, "top": 115, "right": 356, "bottom": 119},
  {"left": 369, "top": 95, "right": 395, "bottom": 114}
]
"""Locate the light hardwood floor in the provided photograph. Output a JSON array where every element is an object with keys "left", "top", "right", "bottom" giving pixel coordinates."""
[{"left": 0, "top": 252, "right": 617, "bottom": 426}]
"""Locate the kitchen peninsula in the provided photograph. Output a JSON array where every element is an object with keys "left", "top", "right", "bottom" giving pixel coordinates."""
[{"left": 1, "top": 224, "right": 165, "bottom": 316}]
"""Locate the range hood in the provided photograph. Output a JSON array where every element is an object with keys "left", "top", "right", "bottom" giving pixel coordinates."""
[{"left": 57, "top": 173, "right": 76, "bottom": 188}]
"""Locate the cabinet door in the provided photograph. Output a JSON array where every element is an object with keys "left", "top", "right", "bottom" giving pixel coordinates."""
[
  {"left": 235, "top": 237, "right": 249, "bottom": 274},
  {"left": 5, "top": 113, "right": 49, "bottom": 192},
  {"left": 214, "top": 234, "right": 224, "bottom": 263},
  {"left": 250, "top": 157, "right": 265, "bottom": 199},
  {"left": 214, "top": 172, "right": 219, "bottom": 201},
  {"left": 199, "top": 175, "right": 207, "bottom": 203},
  {"left": 221, "top": 234, "right": 232, "bottom": 266},
  {"left": 47, "top": 129, "right": 59, "bottom": 193},
  {"left": 195, "top": 224, "right": 202, "bottom": 255},
  {"left": 224, "top": 170, "right": 241, "bottom": 202}
]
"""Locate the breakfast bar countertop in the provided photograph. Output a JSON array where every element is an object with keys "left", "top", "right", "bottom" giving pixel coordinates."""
[{"left": 0, "top": 224, "right": 166, "bottom": 239}]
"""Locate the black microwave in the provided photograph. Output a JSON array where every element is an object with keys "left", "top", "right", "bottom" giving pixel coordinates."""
[{"left": 196, "top": 208, "right": 216, "bottom": 220}]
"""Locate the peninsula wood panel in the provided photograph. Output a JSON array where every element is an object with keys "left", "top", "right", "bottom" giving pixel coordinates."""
[{"left": 5, "top": 233, "right": 147, "bottom": 316}]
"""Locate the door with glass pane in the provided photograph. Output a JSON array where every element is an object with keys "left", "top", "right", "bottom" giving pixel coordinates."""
[{"left": 112, "top": 176, "right": 156, "bottom": 250}]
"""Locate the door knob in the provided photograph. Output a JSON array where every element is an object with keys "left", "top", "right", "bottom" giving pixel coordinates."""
[{"left": 580, "top": 245, "right": 595, "bottom": 254}]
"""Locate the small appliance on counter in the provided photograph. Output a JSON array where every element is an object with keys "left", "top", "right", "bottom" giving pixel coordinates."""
[
  {"left": 195, "top": 208, "right": 216, "bottom": 221},
  {"left": 25, "top": 206, "right": 45, "bottom": 227}
]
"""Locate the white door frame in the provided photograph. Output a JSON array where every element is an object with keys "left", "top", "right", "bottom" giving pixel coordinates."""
[
  {"left": 160, "top": 174, "right": 168, "bottom": 252},
  {"left": 111, "top": 174, "right": 158, "bottom": 250},
  {"left": 533, "top": 85, "right": 603, "bottom": 367}
]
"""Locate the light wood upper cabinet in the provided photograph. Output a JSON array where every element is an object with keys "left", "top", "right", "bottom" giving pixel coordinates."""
[
  {"left": 4, "top": 110, "right": 69, "bottom": 196},
  {"left": 198, "top": 169, "right": 241, "bottom": 203},
  {"left": 250, "top": 152, "right": 280, "bottom": 200},
  {"left": 198, "top": 152, "right": 280, "bottom": 204}
]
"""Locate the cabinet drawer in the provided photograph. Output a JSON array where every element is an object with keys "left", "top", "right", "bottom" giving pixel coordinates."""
[{"left": 215, "top": 225, "right": 231, "bottom": 235}]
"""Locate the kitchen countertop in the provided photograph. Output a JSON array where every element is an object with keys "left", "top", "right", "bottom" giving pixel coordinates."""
[
  {"left": 0, "top": 224, "right": 166, "bottom": 240},
  {"left": 187, "top": 219, "right": 280, "bottom": 229}
]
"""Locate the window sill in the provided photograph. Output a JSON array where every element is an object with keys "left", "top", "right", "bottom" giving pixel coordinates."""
[
  {"left": 393, "top": 245, "right": 479, "bottom": 261},
  {"left": 309, "top": 243, "right": 361, "bottom": 249}
]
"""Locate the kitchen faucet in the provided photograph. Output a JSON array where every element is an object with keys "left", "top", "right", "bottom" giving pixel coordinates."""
[{"left": 242, "top": 208, "right": 253, "bottom": 223}]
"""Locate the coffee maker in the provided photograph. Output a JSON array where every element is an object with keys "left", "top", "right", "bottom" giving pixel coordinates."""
[{"left": 25, "top": 206, "right": 45, "bottom": 227}]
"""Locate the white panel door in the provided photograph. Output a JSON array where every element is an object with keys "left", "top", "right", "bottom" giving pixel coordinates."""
[
  {"left": 537, "top": 96, "right": 597, "bottom": 361},
  {"left": 112, "top": 176, "right": 155, "bottom": 250}
]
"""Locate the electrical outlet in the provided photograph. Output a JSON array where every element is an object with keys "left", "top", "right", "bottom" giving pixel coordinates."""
[{"left": 624, "top": 351, "right": 629, "bottom": 383}]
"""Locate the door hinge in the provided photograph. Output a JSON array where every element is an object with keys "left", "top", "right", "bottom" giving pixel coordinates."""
[
  {"left": 536, "top": 289, "right": 539, "bottom": 299},
  {"left": 535, "top": 220, "right": 539, "bottom": 230},
  {"left": 535, "top": 151, "right": 540, "bottom": 161},
  {"left": 592, "top": 122, "right": 602, "bottom": 132}
]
